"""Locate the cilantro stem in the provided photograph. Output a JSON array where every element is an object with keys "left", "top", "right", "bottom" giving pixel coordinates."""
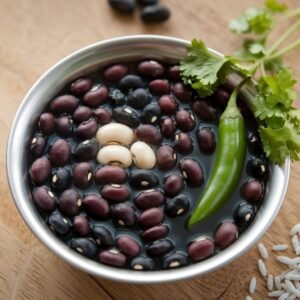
[
  {"left": 260, "top": 62, "right": 266, "bottom": 77},
  {"left": 281, "top": 7, "right": 300, "bottom": 21},
  {"left": 267, "top": 38, "right": 300, "bottom": 60}
]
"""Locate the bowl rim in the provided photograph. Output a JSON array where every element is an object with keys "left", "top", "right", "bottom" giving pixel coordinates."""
[{"left": 6, "top": 35, "right": 290, "bottom": 284}]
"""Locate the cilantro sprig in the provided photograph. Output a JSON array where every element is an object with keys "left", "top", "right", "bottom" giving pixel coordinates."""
[{"left": 180, "top": 0, "right": 300, "bottom": 165}]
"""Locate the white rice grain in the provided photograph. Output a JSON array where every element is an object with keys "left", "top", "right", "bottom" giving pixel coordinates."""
[
  {"left": 249, "top": 276, "right": 256, "bottom": 294},
  {"left": 272, "top": 244, "right": 289, "bottom": 251},
  {"left": 283, "top": 280, "right": 300, "bottom": 298},
  {"left": 291, "top": 235, "right": 300, "bottom": 256},
  {"left": 287, "top": 295, "right": 297, "bottom": 300},
  {"left": 276, "top": 256, "right": 293, "bottom": 265},
  {"left": 258, "top": 259, "right": 268, "bottom": 277},
  {"left": 275, "top": 275, "right": 282, "bottom": 290},
  {"left": 267, "top": 274, "right": 273, "bottom": 291},
  {"left": 290, "top": 257, "right": 300, "bottom": 264},
  {"left": 278, "top": 292, "right": 290, "bottom": 300},
  {"left": 290, "top": 223, "right": 300, "bottom": 236},
  {"left": 258, "top": 243, "right": 269, "bottom": 259},
  {"left": 268, "top": 290, "right": 284, "bottom": 297},
  {"left": 245, "top": 296, "right": 253, "bottom": 300}
]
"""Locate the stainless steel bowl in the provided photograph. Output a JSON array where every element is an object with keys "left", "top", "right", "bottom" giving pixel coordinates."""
[{"left": 6, "top": 35, "right": 290, "bottom": 284}]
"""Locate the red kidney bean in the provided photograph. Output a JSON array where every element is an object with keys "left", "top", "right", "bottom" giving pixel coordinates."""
[
  {"left": 93, "top": 107, "right": 112, "bottom": 125},
  {"left": 83, "top": 193, "right": 110, "bottom": 219},
  {"left": 30, "top": 157, "right": 51, "bottom": 185},
  {"left": 95, "top": 166, "right": 127, "bottom": 185},
  {"left": 158, "top": 95, "right": 178, "bottom": 115},
  {"left": 160, "top": 118, "right": 176, "bottom": 138},
  {"left": 163, "top": 173, "right": 184, "bottom": 197},
  {"left": 49, "top": 139, "right": 71, "bottom": 167},
  {"left": 101, "top": 185, "right": 130, "bottom": 202},
  {"left": 73, "top": 106, "right": 93, "bottom": 124},
  {"left": 111, "top": 203, "right": 136, "bottom": 227},
  {"left": 197, "top": 127, "right": 216, "bottom": 154},
  {"left": 192, "top": 100, "right": 216, "bottom": 122},
  {"left": 103, "top": 64, "right": 129, "bottom": 82},
  {"left": 70, "top": 78, "right": 93, "bottom": 95},
  {"left": 98, "top": 249, "right": 126, "bottom": 267},
  {"left": 39, "top": 112, "right": 55, "bottom": 135},
  {"left": 55, "top": 116, "right": 73, "bottom": 137},
  {"left": 129, "top": 170, "right": 159, "bottom": 190},
  {"left": 50, "top": 95, "right": 79, "bottom": 113},
  {"left": 48, "top": 211, "right": 70, "bottom": 235},
  {"left": 130, "top": 256, "right": 155, "bottom": 270},
  {"left": 165, "top": 194, "right": 190, "bottom": 217},
  {"left": 179, "top": 158, "right": 204, "bottom": 187},
  {"left": 73, "top": 215, "right": 90, "bottom": 236},
  {"left": 163, "top": 252, "right": 189, "bottom": 269},
  {"left": 174, "top": 132, "right": 193, "bottom": 154},
  {"left": 141, "top": 225, "right": 169, "bottom": 241},
  {"left": 134, "top": 189, "right": 165, "bottom": 210},
  {"left": 241, "top": 180, "right": 263, "bottom": 203},
  {"left": 146, "top": 239, "right": 174, "bottom": 257},
  {"left": 137, "top": 60, "right": 164, "bottom": 78},
  {"left": 51, "top": 167, "right": 71, "bottom": 191},
  {"left": 59, "top": 189, "right": 82, "bottom": 217},
  {"left": 30, "top": 134, "right": 46, "bottom": 157},
  {"left": 176, "top": 109, "right": 195, "bottom": 132},
  {"left": 76, "top": 118, "right": 98, "bottom": 139},
  {"left": 70, "top": 238, "right": 97, "bottom": 258},
  {"left": 83, "top": 85, "right": 109, "bottom": 107},
  {"left": 73, "top": 162, "right": 93, "bottom": 189},
  {"left": 156, "top": 145, "right": 177, "bottom": 171},
  {"left": 149, "top": 79, "right": 170, "bottom": 95},
  {"left": 92, "top": 225, "right": 114, "bottom": 248},
  {"left": 74, "top": 138, "right": 99, "bottom": 162},
  {"left": 188, "top": 237, "right": 215, "bottom": 262},
  {"left": 214, "top": 221, "right": 238, "bottom": 249},
  {"left": 167, "top": 65, "right": 181, "bottom": 81},
  {"left": 32, "top": 186, "right": 56, "bottom": 212},
  {"left": 171, "top": 82, "right": 192, "bottom": 103},
  {"left": 139, "top": 207, "right": 164, "bottom": 228},
  {"left": 135, "top": 124, "right": 162, "bottom": 145},
  {"left": 213, "top": 88, "right": 230, "bottom": 108},
  {"left": 116, "top": 236, "right": 141, "bottom": 257}
]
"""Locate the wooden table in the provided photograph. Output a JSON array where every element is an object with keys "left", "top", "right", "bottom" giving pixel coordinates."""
[{"left": 1, "top": 0, "right": 300, "bottom": 299}]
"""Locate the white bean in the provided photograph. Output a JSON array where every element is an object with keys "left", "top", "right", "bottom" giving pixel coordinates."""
[
  {"left": 97, "top": 145, "right": 132, "bottom": 167},
  {"left": 130, "top": 141, "right": 156, "bottom": 169}
]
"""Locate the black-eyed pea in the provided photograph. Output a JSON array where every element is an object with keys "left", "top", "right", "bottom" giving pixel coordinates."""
[
  {"left": 130, "top": 141, "right": 156, "bottom": 169},
  {"left": 97, "top": 145, "right": 132, "bottom": 167}
]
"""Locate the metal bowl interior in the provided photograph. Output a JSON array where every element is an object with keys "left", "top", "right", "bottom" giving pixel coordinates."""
[{"left": 6, "top": 35, "right": 290, "bottom": 284}]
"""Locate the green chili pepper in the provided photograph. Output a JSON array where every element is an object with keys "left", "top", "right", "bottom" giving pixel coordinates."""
[{"left": 188, "top": 83, "right": 247, "bottom": 229}]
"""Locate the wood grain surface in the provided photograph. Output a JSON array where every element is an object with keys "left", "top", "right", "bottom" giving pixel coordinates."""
[{"left": 1, "top": 0, "right": 300, "bottom": 299}]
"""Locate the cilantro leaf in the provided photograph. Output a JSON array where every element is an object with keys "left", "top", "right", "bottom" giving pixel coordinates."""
[
  {"left": 264, "top": 56, "right": 285, "bottom": 72},
  {"left": 264, "top": 0, "right": 288, "bottom": 12}
]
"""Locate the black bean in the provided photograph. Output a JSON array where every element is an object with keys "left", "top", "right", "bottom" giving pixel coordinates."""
[
  {"left": 197, "top": 127, "right": 216, "bottom": 154},
  {"left": 76, "top": 118, "right": 98, "bottom": 139},
  {"left": 163, "top": 252, "right": 189, "bottom": 269},
  {"left": 112, "top": 106, "right": 140, "bottom": 128},
  {"left": 137, "top": 60, "right": 165, "bottom": 78},
  {"left": 138, "top": 0, "right": 158, "bottom": 6},
  {"left": 59, "top": 189, "right": 82, "bottom": 217},
  {"left": 193, "top": 100, "right": 216, "bottom": 122},
  {"left": 174, "top": 132, "right": 193, "bottom": 154},
  {"left": 130, "top": 256, "right": 155, "bottom": 270},
  {"left": 108, "top": 0, "right": 136, "bottom": 14},
  {"left": 167, "top": 65, "right": 181, "bottom": 81},
  {"left": 95, "top": 166, "right": 127, "bottom": 185},
  {"left": 241, "top": 180, "right": 264, "bottom": 203},
  {"left": 109, "top": 89, "right": 126, "bottom": 107},
  {"left": 55, "top": 116, "right": 74, "bottom": 137},
  {"left": 247, "top": 132, "right": 264, "bottom": 155},
  {"left": 92, "top": 225, "right": 114, "bottom": 248},
  {"left": 48, "top": 211, "right": 70, "bottom": 235},
  {"left": 247, "top": 157, "right": 268, "bottom": 180},
  {"left": 213, "top": 88, "right": 230, "bottom": 108},
  {"left": 83, "top": 85, "right": 109, "bottom": 107},
  {"left": 98, "top": 249, "right": 127, "bottom": 267},
  {"left": 149, "top": 79, "right": 170, "bottom": 95},
  {"left": 136, "top": 124, "right": 162, "bottom": 145},
  {"left": 111, "top": 203, "right": 137, "bottom": 227},
  {"left": 51, "top": 167, "right": 71, "bottom": 191},
  {"left": 74, "top": 139, "right": 99, "bottom": 162},
  {"left": 116, "top": 236, "right": 141, "bottom": 257},
  {"left": 49, "top": 139, "right": 71, "bottom": 167},
  {"left": 129, "top": 170, "right": 159, "bottom": 190},
  {"left": 73, "top": 162, "right": 93, "bottom": 189},
  {"left": 165, "top": 194, "right": 190, "bottom": 217},
  {"left": 139, "top": 208, "right": 164, "bottom": 228},
  {"left": 73, "top": 215, "right": 90, "bottom": 236},
  {"left": 29, "top": 157, "right": 51, "bottom": 185},
  {"left": 70, "top": 238, "right": 97, "bottom": 258},
  {"left": 146, "top": 239, "right": 174, "bottom": 257},
  {"left": 32, "top": 186, "right": 56, "bottom": 212},
  {"left": 50, "top": 95, "right": 79, "bottom": 113},
  {"left": 30, "top": 134, "right": 47, "bottom": 157},
  {"left": 73, "top": 106, "right": 93, "bottom": 124},
  {"left": 70, "top": 78, "right": 93, "bottom": 95},
  {"left": 120, "top": 74, "right": 145, "bottom": 92},
  {"left": 135, "top": 189, "right": 165, "bottom": 210},
  {"left": 93, "top": 107, "right": 112, "bottom": 125},
  {"left": 234, "top": 202, "right": 256, "bottom": 231},
  {"left": 160, "top": 117, "right": 176, "bottom": 138},
  {"left": 141, "top": 5, "right": 170, "bottom": 23},
  {"left": 101, "top": 184, "right": 130, "bottom": 202},
  {"left": 141, "top": 225, "right": 169, "bottom": 241},
  {"left": 179, "top": 158, "right": 204, "bottom": 187},
  {"left": 127, "top": 88, "right": 151, "bottom": 109},
  {"left": 158, "top": 95, "right": 178, "bottom": 115},
  {"left": 188, "top": 237, "right": 215, "bottom": 262},
  {"left": 171, "top": 82, "right": 191, "bottom": 103},
  {"left": 83, "top": 193, "right": 110, "bottom": 219},
  {"left": 140, "top": 103, "right": 161, "bottom": 124},
  {"left": 176, "top": 109, "right": 195, "bottom": 132},
  {"left": 163, "top": 173, "right": 184, "bottom": 197},
  {"left": 214, "top": 221, "right": 238, "bottom": 249},
  {"left": 156, "top": 145, "right": 177, "bottom": 171},
  {"left": 39, "top": 112, "right": 55, "bottom": 135},
  {"left": 104, "top": 64, "right": 129, "bottom": 81}
]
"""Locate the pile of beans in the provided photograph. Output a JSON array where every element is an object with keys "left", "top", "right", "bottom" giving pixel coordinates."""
[{"left": 28, "top": 59, "right": 268, "bottom": 270}]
